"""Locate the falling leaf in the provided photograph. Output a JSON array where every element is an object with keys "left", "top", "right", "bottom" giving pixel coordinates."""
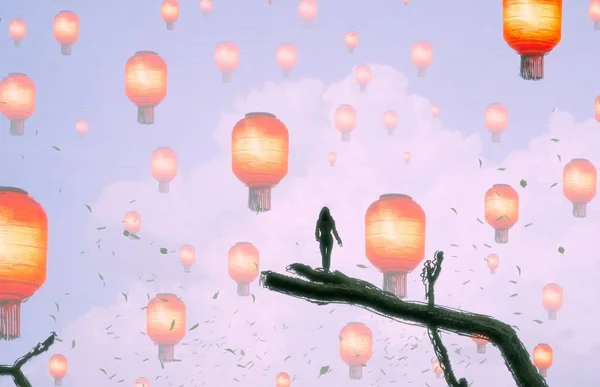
[
  {"left": 85, "top": 205, "right": 92, "bottom": 213},
  {"left": 224, "top": 348, "right": 236, "bottom": 355},
  {"left": 169, "top": 320, "right": 175, "bottom": 330},
  {"left": 450, "top": 208, "right": 457, "bottom": 215},
  {"left": 71, "top": 340, "right": 76, "bottom": 349},
  {"left": 123, "top": 230, "right": 130, "bottom": 237},
  {"left": 550, "top": 138, "right": 560, "bottom": 142},
  {"left": 462, "top": 280, "right": 470, "bottom": 285},
  {"left": 550, "top": 182, "right": 557, "bottom": 188},
  {"left": 356, "top": 264, "right": 368, "bottom": 268},
  {"left": 99, "top": 369, "right": 107, "bottom": 375},
  {"left": 515, "top": 266, "right": 521, "bottom": 276},
  {"left": 52, "top": 145, "right": 61, "bottom": 151},
  {"left": 159, "top": 247, "right": 168, "bottom": 254},
  {"left": 533, "top": 319, "right": 543, "bottom": 324},
  {"left": 495, "top": 215, "right": 504, "bottom": 221},
  {"left": 513, "top": 312, "right": 522, "bottom": 315},
  {"left": 509, "top": 293, "right": 518, "bottom": 298},
  {"left": 509, "top": 280, "right": 518, "bottom": 284},
  {"left": 557, "top": 246, "right": 565, "bottom": 254},
  {"left": 318, "top": 365, "right": 330, "bottom": 378},
  {"left": 96, "top": 226, "right": 106, "bottom": 231},
  {"left": 497, "top": 168, "right": 506, "bottom": 171},
  {"left": 54, "top": 302, "right": 59, "bottom": 312},
  {"left": 49, "top": 315, "right": 57, "bottom": 321},
  {"left": 121, "top": 292, "right": 128, "bottom": 302},
  {"left": 189, "top": 323, "right": 200, "bottom": 331},
  {"left": 524, "top": 223, "right": 533, "bottom": 228},
  {"left": 476, "top": 218, "right": 483, "bottom": 224},
  {"left": 478, "top": 158, "right": 482, "bottom": 168},
  {"left": 251, "top": 294, "right": 256, "bottom": 304},
  {"left": 519, "top": 179, "right": 527, "bottom": 188},
  {"left": 557, "top": 154, "right": 562, "bottom": 162},
  {"left": 129, "top": 200, "right": 136, "bottom": 204},
  {"left": 97, "top": 273, "right": 104, "bottom": 281},
  {"left": 212, "top": 290, "right": 219, "bottom": 299}
]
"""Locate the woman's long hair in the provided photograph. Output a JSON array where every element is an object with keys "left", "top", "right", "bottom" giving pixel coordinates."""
[{"left": 318, "top": 206, "right": 333, "bottom": 223}]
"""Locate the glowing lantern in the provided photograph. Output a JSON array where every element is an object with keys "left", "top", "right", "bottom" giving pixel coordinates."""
[
  {"left": 335, "top": 104, "right": 356, "bottom": 142},
  {"left": 432, "top": 359, "right": 443, "bottom": 378},
  {"left": 276, "top": 43, "right": 298, "bottom": 78},
  {"left": 404, "top": 0, "right": 409, "bottom": 4},
  {"left": 344, "top": 31, "right": 358, "bottom": 53},
  {"left": 339, "top": 322, "right": 373, "bottom": 380},
  {"left": 383, "top": 110, "right": 398, "bottom": 136},
  {"left": 276, "top": 372, "right": 291, "bottom": 387},
  {"left": 178, "top": 245, "right": 195, "bottom": 273},
  {"left": 151, "top": 147, "right": 178, "bottom": 193},
  {"left": 354, "top": 65, "right": 372, "bottom": 92},
  {"left": 431, "top": 105, "right": 439, "bottom": 117},
  {"left": 595, "top": 96, "right": 600, "bottom": 122},
  {"left": 9, "top": 19, "right": 26, "bottom": 47},
  {"left": 327, "top": 151, "right": 337, "bottom": 167},
  {"left": 200, "top": 0, "right": 212, "bottom": 16},
  {"left": 135, "top": 377, "right": 150, "bottom": 387},
  {"left": 215, "top": 41, "right": 239, "bottom": 83},
  {"left": 49, "top": 354, "right": 68, "bottom": 386},
  {"left": 75, "top": 120, "right": 88, "bottom": 137},
  {"left": 298, "top": 0, "right": 318, "bottom": 25},
  {"left": 590, "top": 0, "right": 600, "bottom": 29},
  {"left": 0, "top": 187, "right": 47, "bottom": 340},
  {"left": 562, "top": 158, "right": 597, "bottom": 218},
  {"left": 123, "top": 211, "right": 141, "bottom": 234},
  {"left": 484, "top": 184, "right": 519, "bottom": 243},
  {"left": 161, "top": 0, "right": 180, "bottom": 30},
  {"left": 365, "top": 194, "right": 426, "bottom": 298},
  {"left": 0, "top": 73, "right": 36, "bottom": 136},
  {"left": 542, "top": 283, "right": 563, "bottom": 320},
  {"left": 403, "top": 151, "right": 411, "bottom": 164},
  {"left": 471, "top": 335, "right": 489, "bottom": 353},
  {"left": 503, "top": 0, "right": 562, "bottom": 80},
  {"left": 146, "top": 293, "right": 186, "bottom": 362},
  {"left": 232, "top": 113, "right": 289, "bottom": 212},
  {"left": 228, "top": 242, "right": 259, "bottom": 296},
  {"left": 53, "top": 11, "right": 79, "bottom": 55},
  {"left": 484, "top": 103, "right": 508, "bottom": 143},
  {"left": 410, "top": 41, "right": 433, "bottom": 77},
  {"left": 532, "top": 344, "right": 553, "bottom": 377},
  {"left": 125, "top": 51, "right": 168, "bottom": 125},
  {"left": 487, "top": 253, "right": 499, "bottom": 274}
]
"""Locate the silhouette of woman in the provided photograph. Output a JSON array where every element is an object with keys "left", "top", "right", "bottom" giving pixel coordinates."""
[{"left": 315, "top": 206, "right": 343, "bottom": 273}]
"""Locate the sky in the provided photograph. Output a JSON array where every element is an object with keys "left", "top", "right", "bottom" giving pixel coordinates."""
[{"left": 1, "top": 0, "right": 599, "bottom": 386}]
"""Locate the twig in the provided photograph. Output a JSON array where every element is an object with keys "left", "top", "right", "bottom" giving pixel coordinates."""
[{"left": 0, "top": 332, "right": 57, "bottom": 387}]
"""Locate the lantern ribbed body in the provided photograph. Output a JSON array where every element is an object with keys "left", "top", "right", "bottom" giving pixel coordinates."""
[
  {"left": 231, "top": 113, "right": 289, "bottom": 212},
  {"left": 335, "top": 104, "right": 356, "bottom": 142},
  {"left": 135, "top": 377, "right": 151, "bottom": 387},
  {"left": 339, "top": 322, "right": 373, "bottom": 380},
  {"left": 411, "top": 41, "right": 433, "bottom": 77},
  {"left": 228, "top": 242, "right": 259, "bottom": 296},
  {"left": 49, "top": 354, "right": 68, "bottom": 386},
  {"left": 151, "top": 147, "right": 177, "bottom": 193},
  {"left": 484, "top": 184, "right": 519, "bottom": 243},
  {"left": 563, "top": 159, "right": 597, "bottom": 218},
  {"left": 484, "top": 103, "right": 508, "bottom": 143},
  {"left": 125, "top": 51, "right": 167, "bottom": 125},
  {"left": 0, "top": 73, "right": 36, "bottom": 136},
  {"left": 533, "top": 343, "right": 553, "bottom": 376},
  {"left": 275, "top": 372, "right": 291, "bottom": 387},
  {"left": 365, "top": 194, "right": 426, "bottom": 298},
  {"left": 178, "top": 245, "right": 195, "bottom": 273},
  {"left": 542, "top": 283, "right": 563, "bottom": 320},
  {"left": 53, "top": 11, "right": 79, "bottom": 55},
  {"left": 0, "top": 187, "right": 47, "bottom": 340},
  {"left": 146, "top": 294, "right": 186, "bottom": 362},
  {"left": 215, "top": 42, "right": 239, "bottom": 83}
]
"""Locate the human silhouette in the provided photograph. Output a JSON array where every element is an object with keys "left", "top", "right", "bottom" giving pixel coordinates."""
[{"left": 315, "top": 206, "right": 343, "bottom": 273}]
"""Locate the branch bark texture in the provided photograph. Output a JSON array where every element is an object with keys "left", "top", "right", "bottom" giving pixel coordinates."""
[
  {"left": 259, "top": 252, "right": 548, "bottom": 387},
  {"left": 0, "top": 332, "right": 57, "bottom": 387}
]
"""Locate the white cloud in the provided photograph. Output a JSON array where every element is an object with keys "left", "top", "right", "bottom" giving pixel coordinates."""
[{"left": 26, "top": 65, "right": 600, "bottom": 386}]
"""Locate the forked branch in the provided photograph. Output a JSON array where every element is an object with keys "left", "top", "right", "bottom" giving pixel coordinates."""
[{"left": 0, "top": 332, "right": 57, "bottom": 387}]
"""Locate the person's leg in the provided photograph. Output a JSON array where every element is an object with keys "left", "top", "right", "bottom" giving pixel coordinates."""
[
  {"left": 323, "top": 237, "right": 333, "bottom": 272},
  {"left": 319, "top": 239, "right": 328, "bottom": 270}
]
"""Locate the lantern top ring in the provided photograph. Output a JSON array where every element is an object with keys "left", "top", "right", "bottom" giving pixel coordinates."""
[
  {"left": 245, "top": 112, "right": 275, "bottom": 118},
  {"left": 0, "top": 186, "right": 28, "bottom": 194},
  {"left": 379, "top": 193, "right": 411, "bottom": 199}
]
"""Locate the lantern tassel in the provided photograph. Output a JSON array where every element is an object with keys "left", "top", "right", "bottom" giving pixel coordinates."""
[
  {"left": 348, "top": 47, "right": 354, "bottom": 54},
  {"left": 14, "top": 39, "right": 21, "bottom": 47},
  {"left": 222, "top": 72, "right": 232, "bottom": 83},
  {"left": 60, "top": 44, "right": 72, "bottom": 56},
  {"left": 519, "top": 55, "right": 544, "bottom": 81},
  {"left": 417, "top": 68, "right": 426, "bottom": 77},
  {"left": 437, "top": 373, "right": 443, "bottom": 379},
  {"left": 158, "top": 344, "right": 175, "bottom": 362},
  {"left": 348, "top": 364, "right": 363, "bottom": 379},
  {"left": 10, "top": 119, "right": 25, "bottom": 136},
  {"left": 282, "top": 69, "right": 291, "bottom": 78},
  {"left": 54, "top": 377, "right": 63, "bottom": 386},
  {"left": 382, "top": 272, "right": 408, "bottom": 298},
  {"left": 0, "top": 301, "right": 22, "bottom": 340},
  {"left": 538, "top": 369, "right": 547, "bottom": 377},
  {"left": 387, "top": 128, "right": 394, "bottom": 136},
  {"left": 494, "top": 228, "right": 509, "bottom": 244},
  {"left": 359, "top": 85, "right": 367, "bottom": 92},
  {"left": 166, "top": 22, "right": 174, "bottom": 30},
  {"left": 595, "top": 21, "right": 600, "bottom": 30},
  {"left": 341, "top": 132, "right": 350, "bottom": 142},
  {"left": 158, "top": 181, "right": 170, "bottom": 193},
  {"left": 248, "top": 186, "right": 272, "bottom": 213},
  {"left": 237, "top": 283, "right": 250, "bottom": 296},
  {"left": 490, "top": 268, "right": 496, "bottom": 274},
  {"left": 572, "top": 202, "right": 587, "bottom": 218},
  {"left": 183, "top": 265, "right": 191, "bottom": 273},
  {"left": 477, "top": 344, "right": 486, "bottom": 354},
  {"left": 491, "top": 132, "right": 501, "bottom": 143},
  {"left": 547, "top": 310, "right": 557, "bottom": 320},
  {"left": 137, "top": 106, "right": 155, "bottom": 125}
]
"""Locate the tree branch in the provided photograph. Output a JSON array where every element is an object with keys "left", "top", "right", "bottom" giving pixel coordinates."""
[
  {"left": 260, "top": 256, "right": 547, "bottom": 387},
  {"left": 0, "top": 332, "right": 57, "bottom": 387}
]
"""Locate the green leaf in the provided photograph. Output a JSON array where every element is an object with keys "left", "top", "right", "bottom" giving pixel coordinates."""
[
  {"left": 251, "top": 293, "right": 256, "bottom": 303},
  {"left": 533, "top": 319, "right": 543, "bottom": 324},
  {"left": 224, "top": 348, "right": 236, "bottom": 355},
  {"left": 509, "top": 293, "right": 518, "bottom": 298},
  {"left": 524, "top": 222, "right": 533, "bottom": 228},
  {"left": 557, "top": 246, "right": 565, "bottom": 254},
  {"left": 550, "top": 138, "right": 560, "bottom": 142},
  {"left": 550, "top": 182, "right": 557, "bottom": 188},
  {"left": 450, "top": 207, "right": 457, "bottom": 215},
  {"left": 516, "top": 266, "right": 521, "bottom": 276},
  {"left": 71, "top": 339, "right": 76, "bottom": 349},
  {"left": 122, "top": 230, "right": 130, "bottom": 237},
  {"left": 169, "top": 320, "right": 175, "bottom": 330},
  {"left": 96, "top": 226, "right": 106, "bottom": 231},
  {"left": 52, "top": 145, "right": 61, "bottom": 151},
  {"left": 212, "top": 290, "right": 219, "bottom": 299},
  {"left": 355, "top": 264, "right": 368, "bottom": 268},
  {"left": 85, "top": 205, "right": 92, "bottom": 213},
  {"left": 557, "top": 154, "right": 561, "bottom": 162},
  {"left": 159, "top": 247, "right": 168, "bottom": 254},
  {"left": 497, "top": 168, "right": 506, "bottom": 171},
  {"left": 478, "top": 158, "right": 482, "bottom": 168},
  {"left": 318, "top": 365, "right": 330, "bottom": 378},
  {"left": 519, "top": 179, "right": 527, "bottom": 188},
  {"left": 121, "top": 292, "right": 128, "bottom": 302},
  {"left": 513, "top": 312, "right": 521, "bottom": 315},
  {"left": 189, "top": 323, "right": 199, "bottom": 331}
]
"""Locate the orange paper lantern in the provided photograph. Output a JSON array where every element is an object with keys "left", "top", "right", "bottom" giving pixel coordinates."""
[
  {"left": 484, "top": 103, "right": 508, "bottom": 143},
  {"left": 49, "top": 354, "right": 68, "bottom": 386},
  {"left": 232, "top": 113, "right": 289, "bottom": 212},
  {"left": 431, "top": 105, "right": 439, "bottom": 117},
  {"left": 542, "top": 283, "right": 563, "bottom": 320},
  {"left": 335, "top": 104, "right": 356, "bottom": 142},
  {"left": 53, "top": 11, "right": 79, "bottom": 55},
  {"left": 484, "top": 184, "right": 519, "bottom": 243},
  {"left": 383, "top": 110, "right": 398, "bottom": 136},
  {"left": 75, "top": 120, "right": 88, "bottom": 137},
  {"left": 275, "top": 372, "right": 291, "bottom": 387},
  {"left": 354, "top": 65, "right": 372, "bottom": 92},
  {"left": 161, "top": 0, "right": 180, "bottom": 30},
  {"left": 590, "top": 0, "right": 600, "bottom": 29},
  {"left": 344, "top": 31, "right": 358, "bottom": 53},
  {"left": 298, "top": 0, "right": 318, "bottom": 25},
  {"left": 595, "top": 96, "right": 600, "bottom": 122},
  {"left": 432, "top": 359, "right": 443, "bottom": 378},
  {"left": 135, "top": 377, "right": 150, "bottom": 387},
  {"left": 487, "top": 253, "right": 499, "bottom": 274},
  {"left": 503, "top": 0, "right": 562, "bottom": 80},
  {"left": 403, "top": 151, "right": 411, "bottom": 164},
  {"left": 276, "top": 43, "right": 298, "bottom": 78},
  {"left": 532, "top": 343, "right": 553, "bottom": 377},
  {"left": 411, "top": 41, "right": 433, "bottom": 77},
  {"left": 0, "top": 73, "right": 35, "bottom": 136},
  {"left": 215, "top": 41, "right": 239, "bottom": 83},
  {"left": 228, "top": 242, "right": 259, "bottom": 296},
  {"left": 151, "top": 147, "right": 177, "bottom": 193},
  {"left": 200, "top": 0, "right": 212, "bottom": 16},
  {"left": 365, "top": 194, "right": 426, "bottom": 298},
  {"left": 9, "top": 18, "right": 26, "bottom": 47},
  {"left": 125, "top": 51, "right": 168, "bottom": 125},
  {"left": 471, "top": 335, "right": 489, "bottom": 354},
  {"left": 0, "top": 187, "right": 48, "bottom": 340},
  {"left": 178, "top": 245, "right": 196, "bottom": 273},
  {"left": 123, "top": 211, "right": 141, "bottom": 234},
  {"left": 563, "top": 158, "right": 597, "bottom": 218},
  {"left": 339, "top": 322, "right": 373, "bottom": 380},
  {"left": 327, "top": 151, "right": 337, "bottom": 167},
  {"left": 146, "top": 294, "right": 186, "bottom": 362}
]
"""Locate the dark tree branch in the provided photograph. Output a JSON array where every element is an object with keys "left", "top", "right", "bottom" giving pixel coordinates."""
[
  {"left": 0, "top": 332, "right": 57, "bottom": 387},
  {"left": 260, "top": 254, "right": 548, "bottom": 387},
  {"left": 421, "top": 251, "right": 467, "bottom": 387}
]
